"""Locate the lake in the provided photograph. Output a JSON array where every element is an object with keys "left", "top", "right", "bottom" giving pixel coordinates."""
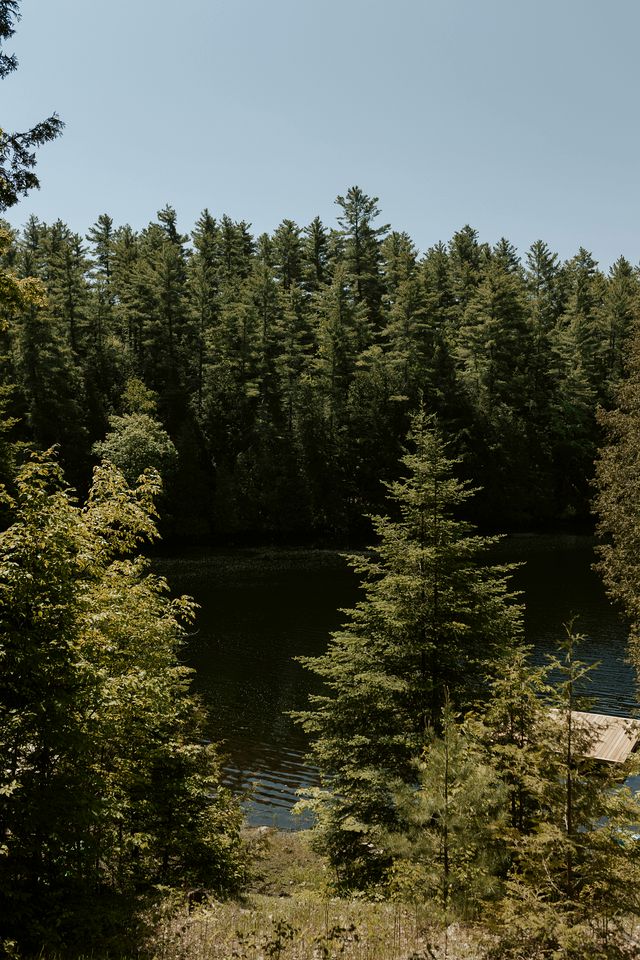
[{"left": 154, "top": 536, "right": 638, "bottom": 828}]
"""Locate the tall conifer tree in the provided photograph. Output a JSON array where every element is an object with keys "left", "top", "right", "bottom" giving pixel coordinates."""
[{"left": 297, "top": 410, "right": 521, "bottom": 888}]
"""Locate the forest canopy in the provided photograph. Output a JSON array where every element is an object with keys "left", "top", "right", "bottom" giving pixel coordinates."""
[{"left": 1, "top": 187, "right": 636, "bottom": 542}]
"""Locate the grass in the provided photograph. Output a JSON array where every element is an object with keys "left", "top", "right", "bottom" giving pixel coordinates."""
[
  {"left": 146, "top": 830, "right": 486, "bottom": 960},
  {"left": 29, "top": 829, "right": 640, "bottom": 959},
  {"left": 150, "top": 896, "right": 484, "bottom": 960}
]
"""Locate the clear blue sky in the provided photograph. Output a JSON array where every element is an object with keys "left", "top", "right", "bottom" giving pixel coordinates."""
[{"left": 3, "top": 0, "right": 639, "bottom": 267}]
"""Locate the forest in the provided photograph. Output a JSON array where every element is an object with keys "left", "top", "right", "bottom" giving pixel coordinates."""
[
  {"left": 3, "top": 1, "right": 640, "bottom": 958},
  {"left": 1, "top": 185, "right": 638, "bottom": 542}
]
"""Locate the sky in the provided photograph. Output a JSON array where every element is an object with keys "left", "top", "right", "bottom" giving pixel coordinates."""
[{"left": 3, "top": 0, "right": 640, "bottom": 267}]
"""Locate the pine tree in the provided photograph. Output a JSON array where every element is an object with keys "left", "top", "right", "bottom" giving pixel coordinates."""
[
  {"left": 491, "top": 629, "right": 640, "bottom": 960},
  {"left": 560, "top": 248, "right": 608, "bottom": 403},
  {"left": 389, "top": 699, "right": 508, "bottom": 919},
  {"left": 135, "top": 210, "right": 189, "bottom": 405},
  {"left": 302, "top": 215, "right": 330, "bottom": 292},
  {"left": 187, "top": 209, "right": 220, "bottom": 413},
  {"left": 311, "top": 264, "right": 370, "bottom": 444},
  {"left": 273, "top": 218, "right": 303, "bottom": 291},
  {"left": 447, "top": 225, "right": 486, "bottom": 319},
  {"left": 594, "top": 316, "right": 640, "bottom": 671},
  {"left": 457, "top": 258, "right": 533, "bottom": 417},
  {"left": 0, "top": 223, "right": 43, "bottom": 506},
  {"left": 525, "top": 239, "right": 565, "bottom": 333},
  {"left": 0, "top": 1, "right": 63, "bottom": 211},
  {"left": 84, "top": 213, "right": 127, "bottom": 427},
  {"left": 296, "top": 411, "right": 521, "bottom": 888},
  {"left": 11, "top": 229, "right": 90, "bottom": 487},
  {"left": 475, "top": 644, "right": 555, "bottom": 835},
  {"left": 600, "top": 256, "right": 640, "bottom": 390},
  {"left": 335, "top": 186, "right": 389, "bottom": 327}
]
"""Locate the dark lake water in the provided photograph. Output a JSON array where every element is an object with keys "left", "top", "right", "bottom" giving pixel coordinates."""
[{"left": 154, "top": 536, "right": 639, "bottom": 828}]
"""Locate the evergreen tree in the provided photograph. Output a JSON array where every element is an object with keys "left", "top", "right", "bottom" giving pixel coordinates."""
[
  {"left": 41, "top": 221, "right": 90, "bottom": 356},
  {"left": 600, "top": 256, "right": 640, "bottom": 389},
  {"left": 218, "top": 214, "right": 254, "bottom": 283},
  {"left": 296, "top": 411, "right": 521, "bottom": 888},
  {"left": 84, "top": 213, "right": 127, "bottom": 428},
  {"left": 11, "top": 236, "right": 89, "bottom": 487},
  {"left": 560, "top": 248, "right": 608, "bottom": 403},
  {"left": 187, "top": 209, "right": 220, "bottom": 413},
  {"left": 525, "top": 239, "right": 565, "bottom": 333},
  {"left": 448, "top": 225, "right": 485, "bottom": 319},
  {"left": 0, "top": 223, "right": 42, "bottom": 504},
  {"left": 302, "top": 215, "right": 330, "bottom": 292},
  {"left": 311, "top": 263, "right": 370, "bottom": 443},
  {"left": 475, "top": 644, "right": 555, "bottom": 835},
  {"left": 0, "top": 1, "right": 63, "bottom": 211},
  {"left": 389, "top": 700, "right": 508, "bottom": 919},
  {"left": 110, "top": 223, "right": 141, "bottom": 361},
  {"left": 134, "top": 210, "right": 189, "bottom": 406},
  {"left": 273, "top": 218, "right": 303, "bottom": 291},
  {"left": 455, "top": 258, "right": 541, "bottom": 523},
  {"left": 335, "top": 186, "right": 389, "bottom": 327},
  {"left": 381, "top": 230, "right": 417, "bottom": 297},
  {"left": 491, "top": 630, "right": 640, "bottom": 960},
  {"left": 594, "top": 316, "right": 640, "bottom": 671},
  {"left": 457, "top": 258, "right": 533, "bottom": 417}
]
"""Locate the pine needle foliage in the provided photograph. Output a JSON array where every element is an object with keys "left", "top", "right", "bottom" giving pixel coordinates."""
[
  {"left": 594, "top": 318, "right": 640, "bottom": 675},
  {"left": 0, "top": 1, "right": 63, "bottom": 211},
  {"left": 490, "top": 628, "right": 640, "bottom": 960},
  {"left": 295, "top": 410, "right": 522, "bottom": 889},
  {"left": 388, "top": 698, "right": 509, "bottom": 921}
]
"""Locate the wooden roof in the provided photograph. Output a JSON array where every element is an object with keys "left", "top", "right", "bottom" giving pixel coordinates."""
[{"left": 548, "top": 709, "right": 640, "bottom": 764}]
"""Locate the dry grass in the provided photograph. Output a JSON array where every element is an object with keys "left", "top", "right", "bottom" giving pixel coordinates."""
[
  {"left": 150, "top": 894, "right": 485, "bottom": 960},
  {"left": 146, "top": 830, "right": 486, "bottom": 960}
]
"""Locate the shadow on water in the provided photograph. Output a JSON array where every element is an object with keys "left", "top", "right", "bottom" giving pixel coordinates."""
[
  {"left": 154, "top": 537, "right": 638, "bottom": 828},
  {"left": 155, "top": 550, "right": 361, "bottom": 827},
  {"left": 500, "top": 535, "right": 637, "bottom": 715}
]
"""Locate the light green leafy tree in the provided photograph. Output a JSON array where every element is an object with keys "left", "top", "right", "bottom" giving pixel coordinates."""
[
  {"left": 0, "top": 452, "right": 245, "bottom": 954},
  {"left": 92, "top": 409, "right": 178, "bottom": 487}
]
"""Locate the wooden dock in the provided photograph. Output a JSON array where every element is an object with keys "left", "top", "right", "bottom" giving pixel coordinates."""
[{"left": 549, "top": 709, "right": 640, "bottom": 764}]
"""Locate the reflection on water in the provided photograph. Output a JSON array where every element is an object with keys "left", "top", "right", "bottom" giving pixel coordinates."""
[
  {"left": 502, "top": 536, "right": 637, "bottom": 715},
  {"left": 154, "top": 537, "right": 638, "bottom": 828}
]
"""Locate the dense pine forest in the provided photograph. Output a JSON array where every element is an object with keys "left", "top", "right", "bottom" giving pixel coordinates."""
[{"left": 1, "top": 191, "right": 637, "bottom": 541}]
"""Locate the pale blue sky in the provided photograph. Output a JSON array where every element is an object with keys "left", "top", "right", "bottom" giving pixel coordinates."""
[{"left": 3, "top": 0, "right": 639, "bottom": 266}]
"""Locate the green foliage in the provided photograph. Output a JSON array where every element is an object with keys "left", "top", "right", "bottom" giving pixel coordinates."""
[
  {"left": 296, "top": 411, "right": 522, "bottom": 889},
  {"left": 0, "top": 1, "right": 63, "bottom": 211},
  {"left": 473, "top": 643, "right": 556, "bottom": 835},
  {"left": 389, "top": 700, "right": 508, "bottom": 920},
  {"left": 0, "top": 452, "right": 245, "bottom": 954},
  {"left": 92, "top": 410, "right": 178, "bottom": 486},
  {"left": 489, "top": 629, "right": 640, "bottom": 960},
  {"left": 1, "top": 183, "right": 634, "bottom": 539},
  {"left": 594, "top": 317, "right": 640, "bottom": 672}
]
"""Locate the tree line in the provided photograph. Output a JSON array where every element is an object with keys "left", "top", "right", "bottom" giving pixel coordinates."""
[{"left": 2, "top": 189, "right": 638, "bottom": 541}]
